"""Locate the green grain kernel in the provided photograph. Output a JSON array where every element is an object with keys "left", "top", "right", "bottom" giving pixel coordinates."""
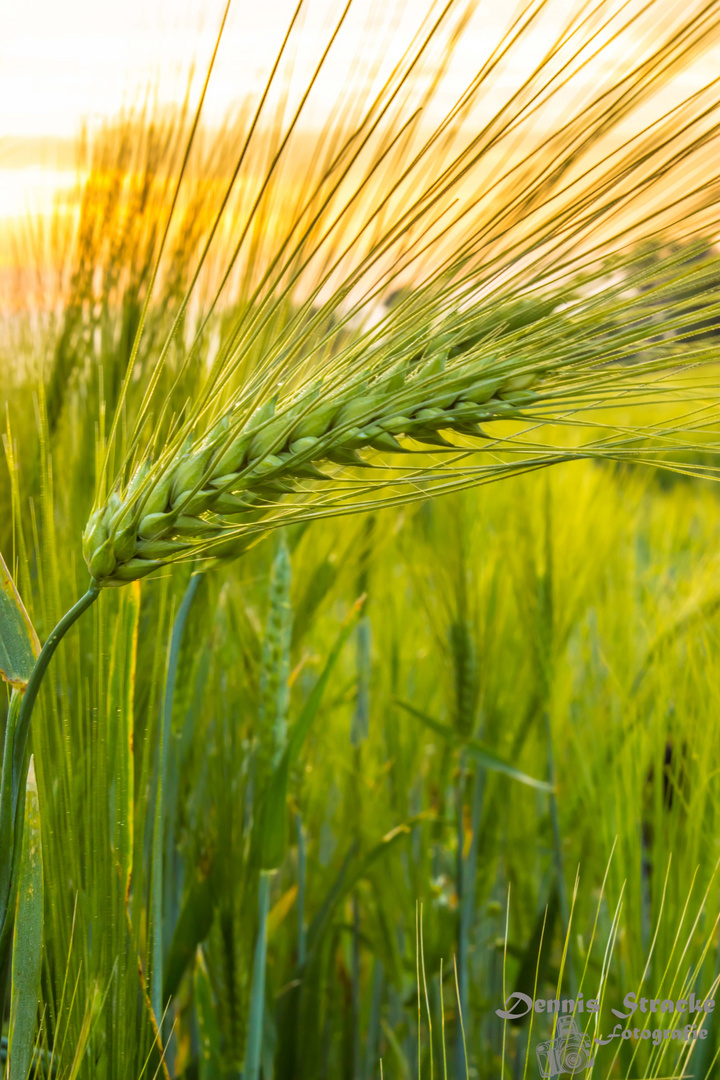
[
  {"left": 138, "top": 510, "right": 177, "bottom": 540},
  {"left": 89, "top": 538, "right": 117, "bottom": 579}
]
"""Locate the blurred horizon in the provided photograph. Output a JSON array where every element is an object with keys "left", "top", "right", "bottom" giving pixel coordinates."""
[
  {"left": 3, "top": 0, "right": 720, "bottom": 334},
  {"left": 4, "top": 0, "right": 720, "bottom": 226}
]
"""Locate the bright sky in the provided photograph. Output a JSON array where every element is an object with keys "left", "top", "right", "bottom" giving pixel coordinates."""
[
  {"left": 1, "top": 0, "right": 719, "bottom": 223},
  {"left": 0, "top": 0, "right": 367, "bottom": 218},
  {"left": 0, "top": 0, "right": 492, "bottom": 221},
  {"left": 1, "top": 0, "right": 298, "bottom": 138}
]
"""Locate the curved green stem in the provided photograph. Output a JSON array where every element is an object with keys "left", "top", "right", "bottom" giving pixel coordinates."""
[{"left": 11, "top": 583, "right": 100, "bottom": 817}]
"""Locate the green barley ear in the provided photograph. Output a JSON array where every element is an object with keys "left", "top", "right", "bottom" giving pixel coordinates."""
[{"left": 84, "top": 0, "right": 720, "bottom": 588}]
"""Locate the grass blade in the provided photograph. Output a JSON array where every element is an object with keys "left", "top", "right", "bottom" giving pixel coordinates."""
[
  {"left": 0, "top": 550, "right": 39, "bottom": 692},
  {"left": 0, "top": 691, "right": 20, "bottom": 944},
  {"left": 395, "top": 700, "right": 553, "bottom": 792},
  {"left": 7, "top": 757, "right": 43, "bottom": 1080},
  {"left": 109, "top": 580, "right": 141, "bottom": 897},
  {"left": 163, "top": 865, "right": 217, "bottom": 1005},
  {"left": 151, "top": 572, "right": 203, "bottom": 1023},
  {"left": 244, "top": 869, "right": 273, "bottom": 1080},
  {"left": 296, "top": 812, "right": 307, "bottom": 967},
  {"left": 194, "top": 948, "right": 222, "bottom": 1080}
]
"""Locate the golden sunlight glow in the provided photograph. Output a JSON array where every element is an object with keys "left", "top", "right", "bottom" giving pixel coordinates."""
[{"left": 1, "top": 0, "right": 719, "bottom": 228}]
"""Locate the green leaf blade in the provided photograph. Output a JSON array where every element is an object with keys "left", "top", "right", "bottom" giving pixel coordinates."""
[
  {"left": 244, "top": 870, "right": 273, "bottom": 1080},
  {"left": 194, "top": 948, "right": 223, "bottom": 1080},
  {"left": 0, "top": 692, "right": 20, "bottom": 941},
  {"left": 0, "top": 551, "right": 40, "bottom": 692},
  {"left": 8, "top": 757, "right": 44, "bottom": 1080},
  {"left": 395, "top": 699, "right": 553, "bottom": 792}
]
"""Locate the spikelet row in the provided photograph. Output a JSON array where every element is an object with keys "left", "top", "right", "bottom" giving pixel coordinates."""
[{"left": 82, "top": 348, "right": 541, "bottom": 585}]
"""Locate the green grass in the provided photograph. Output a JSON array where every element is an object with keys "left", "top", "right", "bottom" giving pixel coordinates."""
[{"left": 5, "top": 387, "right": 720, "bottom": 1077}]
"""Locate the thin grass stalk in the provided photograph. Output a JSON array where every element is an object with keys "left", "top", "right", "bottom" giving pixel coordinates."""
[
  {"left": 352, "top": 893, "right": 362, "bottom": 1080},
  {"left": 296, "top": 812, "right": 307, "bottom": 967},
  {"left": 0, "top": 691, "right": 20, "bottom": 937},
  {"left": 452, "top": 955, "right": 469, "bottom": 1080},
  {"left": 440, "top": 958, "right": 447, "bottom": 1080},
  {"left": 693, "top": 895, "right": 720, "bottom": 1079},
  {"left": 244, "top": 869, "right": 273, "bottom": 1080},
  {"left": 416, "top": 901, "right": 422, "bottom": 1080},
  {"left": 500, "top": 885, "right": 510, "bottom": 1080},
  {"left": 7, "top": 756, "right": 44, "bottom": 1080},
  {"left": 420, "top": 902, "right": 434, "bottom": 1080},
  {"left": 640, "top": 820, "right": 653, "bottom": 957},
  {"left": 0, "top": 954, "right": 9, "bottom": 1069},
  {"left": 349, "top": 524, "right": 372, "bottom": 1079},
  {"left": 544, "top": 709, "right": 578, "bottom": 999},
  {"left": 133, "top": 574, "right": 171, "bottom": 946},
  {"left": 151, "top": 571, "right": 203, "bottom": 1025},
  {"left": 457, "top": 757, "right": 485, "bottom": 1078},
  {"left": 454, "top": 775, "right": 465, "bottom": 1057},
  {"left": 365, "top": 959, "right": 384, "bottom": 1080}
]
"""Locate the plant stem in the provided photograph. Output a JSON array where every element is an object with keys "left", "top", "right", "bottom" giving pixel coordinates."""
[
  {"left": 151, "top": 571, "right": 202, "bottom": 1025},
  {"left": 296, "top": 812, "right": 307, "bottom": 966},
  {"left": 0, "top": 691, "right": 21, "bottom": 925},
  {"left": 11, "top": 584, "right": 100, "bottom": 819},
  {"left": 244, "top": 869, "right": 273, "bottom": 1080},
  {"left": 456, "top": 755, "right": 485, "bottom": 1080}
]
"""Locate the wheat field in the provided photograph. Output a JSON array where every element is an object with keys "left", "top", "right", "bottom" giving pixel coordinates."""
[{"left": 3, "top": 0, "right": 720, "bottom": 1077}]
